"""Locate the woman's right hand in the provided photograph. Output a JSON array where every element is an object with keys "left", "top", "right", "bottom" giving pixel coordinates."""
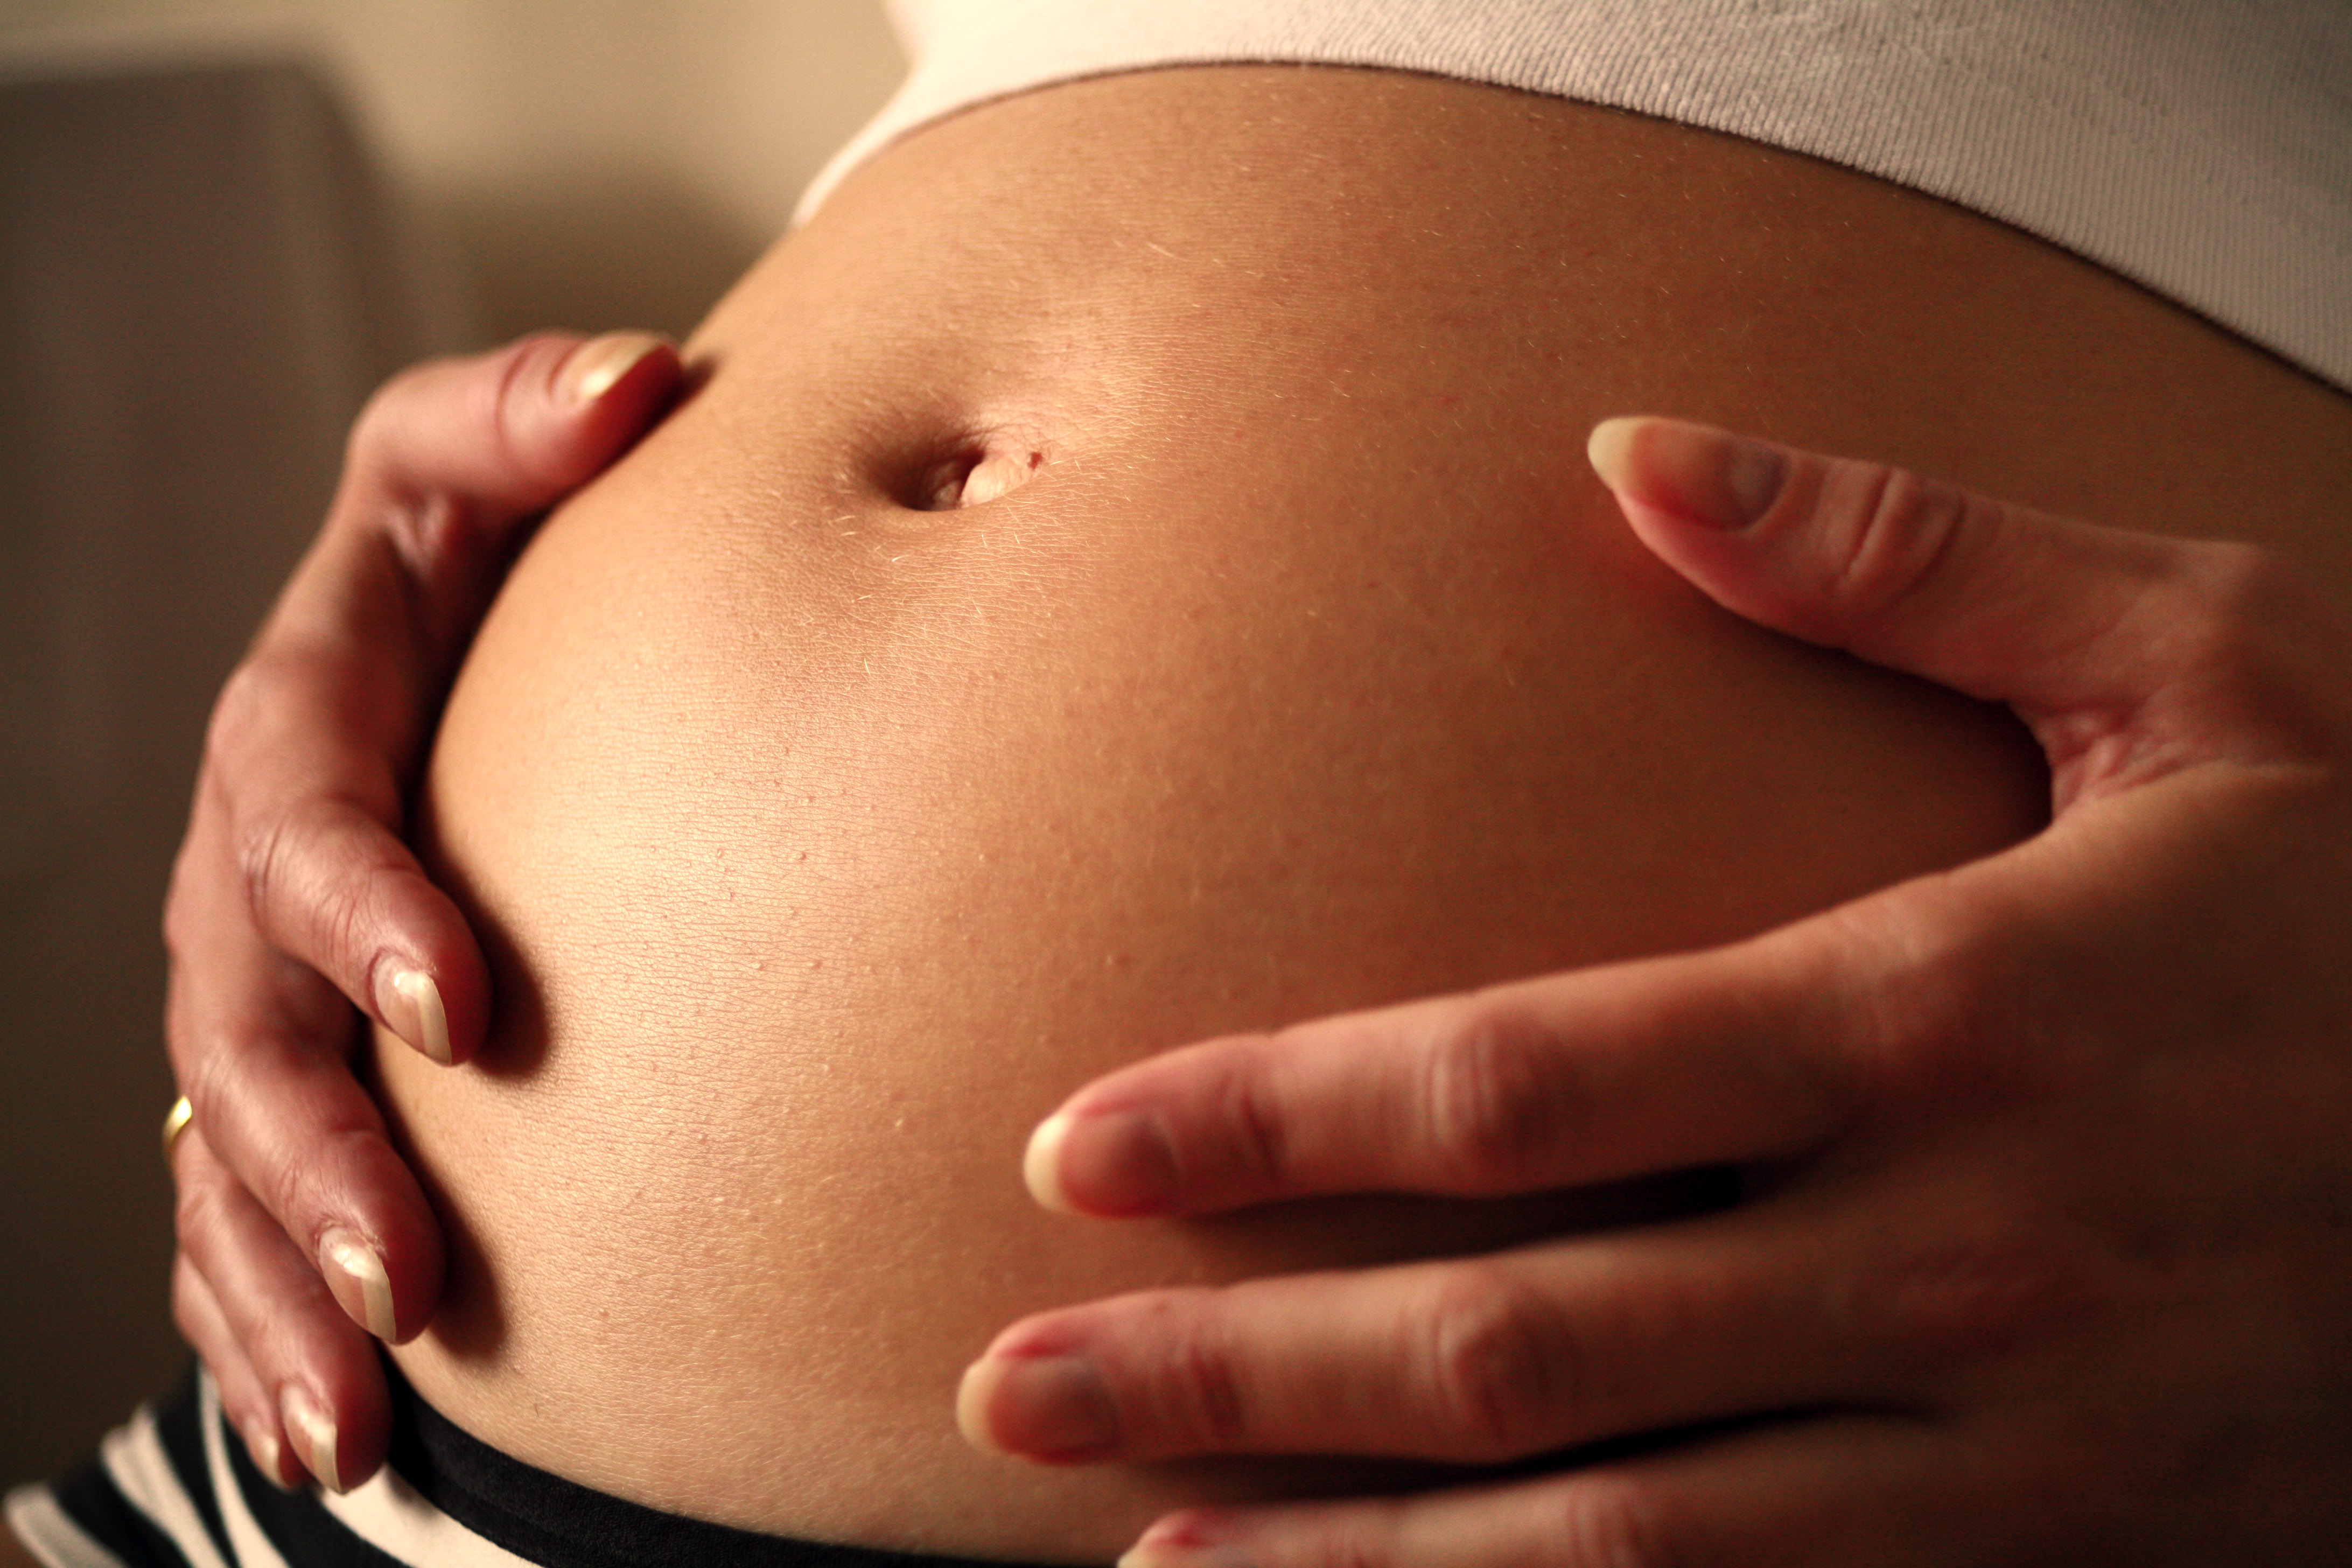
[{"left": 162, "top": 331, "right": 680, "bottom": 1492}]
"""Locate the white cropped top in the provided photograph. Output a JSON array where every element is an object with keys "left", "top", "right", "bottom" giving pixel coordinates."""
[{"left": 799, "top": 1, "right": 2351, "bottom": 394}]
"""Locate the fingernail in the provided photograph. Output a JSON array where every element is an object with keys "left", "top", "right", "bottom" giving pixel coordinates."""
[
  {"left": 319, "top": 1227, "right": 398, "bottom": 1341},
  {"left": 558, "top": 331, "right": 668, "bottom": 407},
  {"left": 280, "top": 1385, "right": 344, "bottom": 1494},
  {"left": 1024, "top": 1109, "right": 1180, "bottom": 1216},
  {"left": 957, "top": 1352, "right": 1118, "bottom": 1460},
  {"left": 246, "top": 1426, "right": 294, "bottom": 1492},
  {"left": 1585, "top": 416, "right": 1643, "bottom": 493},
  {"left": 1023, "top": 1112, "right": 1078, "bottom": 1212},
  {"left": 387, "top": 968, "right": 452, "bottom": 1066},
  {"left": 1587, "top": 416, "right": 1787, "bottom": 530}
]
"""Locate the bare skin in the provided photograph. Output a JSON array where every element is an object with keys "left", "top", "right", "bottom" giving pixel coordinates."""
[
  {"left": 146, "top": 51, "right": 2352, "bottom": 1566},
  {"left": 1000, "top": 417, "right": 2352, "bottom": 1565},
  {"left": 316, "top": 66, "right": 2348, "bottom": 1564}
]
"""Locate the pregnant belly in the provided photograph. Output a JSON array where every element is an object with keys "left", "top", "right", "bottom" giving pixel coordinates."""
[{"left": 370, "top": 64, "right": 2351, "bottom": 1563}]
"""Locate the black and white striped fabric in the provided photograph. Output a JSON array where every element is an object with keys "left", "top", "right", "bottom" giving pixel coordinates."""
[{"left": 5, "top": 1365, "right": 1056, "bottom": 1568}]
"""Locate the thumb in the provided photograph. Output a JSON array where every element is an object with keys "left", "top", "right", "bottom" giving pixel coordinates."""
[
  {"left": 1587, "top": 416, "right": 2341, "bottom": 806},
  {"left": 299, "top": 331, "right": 682, "bottom": 671},
  {"left": 341, "top": 330, "right": 681, "bottom": 523}
]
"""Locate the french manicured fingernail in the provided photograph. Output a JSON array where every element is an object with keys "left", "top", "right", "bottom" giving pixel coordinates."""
[
  {"left": 957, "top": 1352, "right": 1118, "bottom": 1460},
  {"left": 1585, "top": 416, "right": 1644, "bottom": 493},
  {"left": 1587, "top": 416, "right": 1787, "bottom": 529},
  {"left": 558, "top": 331, "right": 668, "bottom": 407},
  {"left": 279, "top": 1385, "right": 344, "bottom": 1493},
  {"left": 387, "top": 968, "right": 452, "bottom": 1065},
  {"left": 245, "top": 1426, "right": 293, "bottom": 1491},
  {"left": 1023, "top": 1113, "right": 1079, "bottom": 1211},
  {"left": 1024, "top": 1110, "right": 1180, "bottom": 1216},
  {"left": 319, "top": 1227, "right": 398, "bottom": 1341}
]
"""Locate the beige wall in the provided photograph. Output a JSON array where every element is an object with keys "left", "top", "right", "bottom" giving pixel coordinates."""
[
  {"left": 0, "top": 1, "right": 903, "bottom": 1490},
  {"left": 4, "top": 0, "right": 907, "bottom": 339}
]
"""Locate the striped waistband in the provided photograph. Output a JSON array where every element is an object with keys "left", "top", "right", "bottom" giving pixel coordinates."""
[{"left": 7, "top": 1363, "right": 1068, "bottom": 1568}]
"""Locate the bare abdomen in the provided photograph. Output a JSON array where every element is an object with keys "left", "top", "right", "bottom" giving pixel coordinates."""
[{"left": 370, "top": 65, "right": 2352, "bottom": 1562}]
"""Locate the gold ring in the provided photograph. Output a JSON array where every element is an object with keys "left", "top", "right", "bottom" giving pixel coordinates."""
[{"left": 162, "top": 1095, "right": 194, "bottom": 1166}]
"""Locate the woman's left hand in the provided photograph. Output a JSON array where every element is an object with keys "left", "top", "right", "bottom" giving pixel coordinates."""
[{"left": 960, "top": 417, "right": 2352, "bottom": 1565}]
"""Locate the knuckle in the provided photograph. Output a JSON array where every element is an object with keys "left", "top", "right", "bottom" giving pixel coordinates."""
[
  {"left": 172, "top": 1159, "right": 234, "bottom": 1258},
  {"left": 2179, "top": 537, "right": 2292, "bottom": 623},
  {"left": 2158, "top": 543, "right": 2286, "bottom": 675},
  {"left": 398, "top": 333, "right": 568, "bottom": 568},
  {"left": 178, "top": 1053, "right": 332, "bottom": 1248},
  {"left": 162, "top": 1005, "right": 193, "bottom": 1088},
  {"left": 485, "top": 332, "right": 568, "bottom": 485},
  {"left": 179, "top": 1047, "right": 239, "bottom": 1140},
  {"left": 160, "top": 837, "right": 206, "bottom": 963},
  {"left": 234, "top": 796, "right": 390, "bottom": 984},
  {"left": 1419, "top": 1002, "right": 1572, "bottom": 1189},
  {"left": 1826, "top": 899, "right": 2039, "bottom": 1115},
  {"left": 1151, "top": 1300, "right": 1252, "bottom": 1451},
  {"left": 346, "top": 350, "right": 467, "bottom": 480},
  {"left": 1412, "top": 1263, "right": 1575, "bottom": 1459},
  {"left": 256, "top": 1129, "right": 367, "bottom": 1251},
  {"left": 1550, "top": 1476, "right": 1685, "bottom": 1568},
  {"left": 2155, "top": 542, "right": 2341, "bottom": 745},
  {"left": 177, "top": 998, "right": 267, "bottom": 1129},
  {"left": 349, "top": 337, "right": 566, "bottom": 568},
  {"left": 204, "top": 656, "right": 282, "bottom": 777},
  {"left": 232, "top": 804, "right": 304, "bottom": 936},
  {"left": 1811, "top": 460, "right": 1975, "bottom": 628},
  {"left": 258, "top": 1159, "right": 315, "bottom": 1245},
  {"left": 1869, "top": 1220, "right": 2099, "bottom": 1364},
  {"left": 1277, "top": 1515, "right": 1397, "bottom": 1568},
  {"left": 1224, "top": 1047, "right": 1298, "bottom": 1192},
  {"left": 342, "top": 372, "right": 411, "bottom": 473}
]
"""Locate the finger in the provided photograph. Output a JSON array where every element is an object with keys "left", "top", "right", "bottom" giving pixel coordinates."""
[
  {"left": 1587, "top": 415, "right": 2346, "bottom": 802},
  {"left": 166, "top": 839, "right": 443, "bottom": 1345},
  {"left": 1024, "top": 914, "right": 1872, "bottom": 1216},
  {"left": 173, "top": 1257, "right": 305, "bottom": 1489},
  {"left": 192, "top": 669, "right": 485, "bottom": 1066},
  {"left": 957, "top": 1189, "right": 2011, "bottom": 1466},
  {"left": 1118, "top": 1415, "right": 1968, "bottom": 1568},
  {"left": 199, "top": 331, "right": 677, "bottom": 1066},
  {"left": 172, "top": 992, "right": 443, "bottom": 1350},
  {"left": 170, "top": 1125, "right": 390, "bottom": 1493},
  {"left": 289, "top": 331, "right": 683, "bottom": 687},
  {"left": 341, "top": 330, "right": 678, "bottom": 526},
  {"left": 320, "top": 329, "right": 678, "bottom": 673}
]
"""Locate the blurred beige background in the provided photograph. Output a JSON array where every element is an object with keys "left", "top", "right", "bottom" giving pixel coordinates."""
[
  {"left": 0, "top": 0, "right": 905, "bottom": 1489},
  {"left": 3, "top": 0, "right": 908, "bottom": 340}
]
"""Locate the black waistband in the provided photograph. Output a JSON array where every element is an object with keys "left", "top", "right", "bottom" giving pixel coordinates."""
[{"left": 384, "top": 1360, "right": 1072, "bottom": 1568}]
